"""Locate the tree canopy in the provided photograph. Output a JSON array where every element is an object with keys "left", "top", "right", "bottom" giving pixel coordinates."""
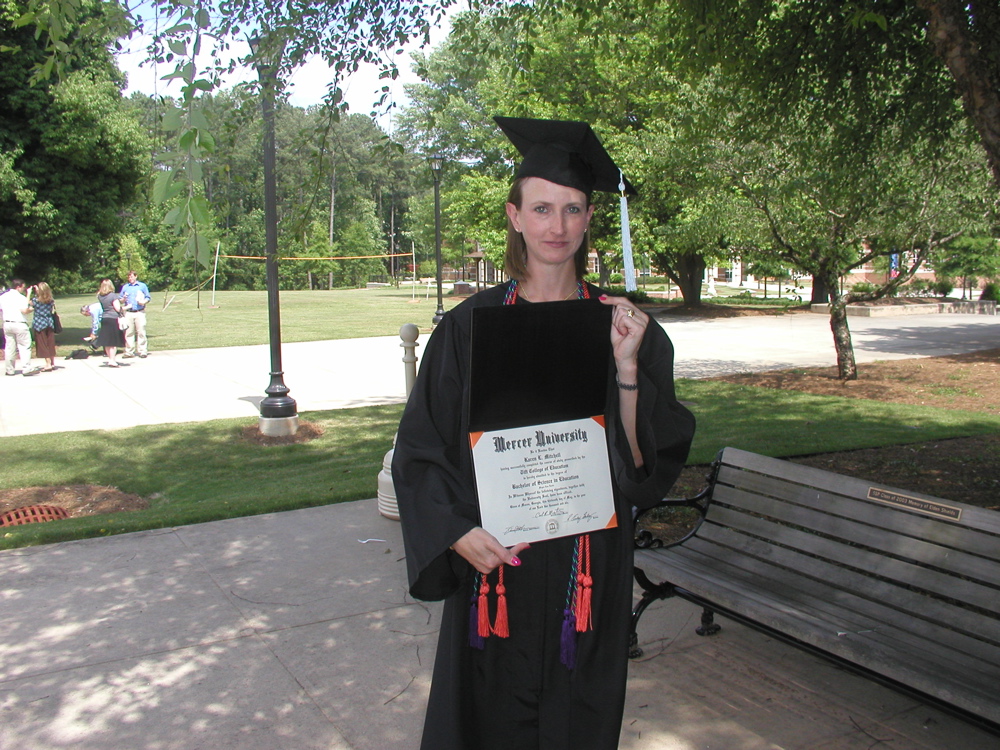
[{"left": 1, "top": 0, "right": 149, "bottom": 280}]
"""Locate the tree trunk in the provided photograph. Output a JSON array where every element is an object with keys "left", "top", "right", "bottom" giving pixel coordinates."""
[
  {"left": 673, "top": 253, "right": 706, "bottom": 306},
  {"left": 328, "top": 164, "right": 336, "bottom": 243},
  {"left": 825, "top": 272, "right": 858, "bottom": 379},
  {"left": 811, "top": 274, "right": 830, "bottom": 304},
  {"left": 597, "top": 250, "right": 611, "bottom": 287},
  {"left": 919, "top": 0, "right": 1000, "bottom": 189}
]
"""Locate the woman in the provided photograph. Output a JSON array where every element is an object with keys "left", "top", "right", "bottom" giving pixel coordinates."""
[
  {"left": 30, "top": 282, "right": 58, "bottom": 372},
  {"left": 95, "top": 278, "right": 125, "bottom": 367},
  {"left": 392, "top": 117, "right": 696, "bottom": 750}
]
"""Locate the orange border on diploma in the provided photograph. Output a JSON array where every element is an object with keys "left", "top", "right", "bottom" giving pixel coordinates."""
[{"left": 594, "top": 415, "right": 616, "bottom": 528}]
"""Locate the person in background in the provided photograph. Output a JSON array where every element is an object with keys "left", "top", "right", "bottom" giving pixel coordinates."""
[
  {"left": 119, "top": 270, "right": 150, "bottom": 358},
  {"left": 95, "top": 278, "right": 125, "bottom": 367},
  {"left": 1, "top": 279, "right": 37, "bottom": 376},
  {"left": 81, "top": 301, "right": 103, "bottom": 349},
  {"left": 30, "top": 282, "right": 58, "bottom": 372}
]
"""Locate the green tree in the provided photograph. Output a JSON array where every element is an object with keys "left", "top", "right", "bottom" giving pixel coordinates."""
[
  {"left": 115, "top": 234, "right": 148, "bottom": 281},
  {"left": 442, "top": 173, "right": 508, "bottom": 270},
  {"left": 1, "top": 0, "right": 149, "bottom": 279},
  {"left": 934, "top": 234, "right": 1000, "bottom": 298},
  {"left": 458, "top": 1, "right": 996, "bottom": 376},
  {"left": 332, "top": 198, "right": 386, "bottom": 287},
  {"left": 724, "top": 120, "right": 993, "bottom": 378}
]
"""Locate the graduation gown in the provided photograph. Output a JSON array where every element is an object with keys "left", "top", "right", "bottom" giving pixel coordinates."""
[{"left": 392, "top": 283, "right": 695, "bottom": 750}]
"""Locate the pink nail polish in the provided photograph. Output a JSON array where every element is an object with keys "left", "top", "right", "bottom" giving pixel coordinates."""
[
  {"left": 510, "top": 556, "right": 521, "bottom": 566},
  {"left": 599, "top": 294, "right": 607, "bottom": 300}
]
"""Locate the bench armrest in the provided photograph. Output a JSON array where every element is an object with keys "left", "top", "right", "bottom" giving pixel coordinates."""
[{"left": 633, "top": 463, "right": 716, "bottom": 549}]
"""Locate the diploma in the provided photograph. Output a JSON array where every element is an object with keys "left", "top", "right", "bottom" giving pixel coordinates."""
[
  {"left": 468, "top": 300, "right": 616, "bottom": 546},
  {"left": 470, "top": 416, "right": 617, "bottom": 546}
]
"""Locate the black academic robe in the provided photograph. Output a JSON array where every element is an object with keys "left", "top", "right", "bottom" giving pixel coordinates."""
[{"left": 392, "top": 283, "right": 695, "bottom": 750}]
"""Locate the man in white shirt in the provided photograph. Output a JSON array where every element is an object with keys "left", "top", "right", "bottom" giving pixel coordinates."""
[{"left": 1, "top": 279, "right": 37, "bottom": 376}]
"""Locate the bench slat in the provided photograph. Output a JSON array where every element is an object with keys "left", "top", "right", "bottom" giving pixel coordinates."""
[
  {"left": 673, "top": 533, "right": 1000, "bottom": 667},
  {"left": 636, "top": 545, "right": 1000, "bottom": 723},
  {"left": 715, "top": 464, "right": 1000, "bottom": 564},
  {"left": 701, "top": 504, "right": 1000, "bottom": 617},
  {"left": 717, "top": 447, "right": 1000, "bottom": 537}
]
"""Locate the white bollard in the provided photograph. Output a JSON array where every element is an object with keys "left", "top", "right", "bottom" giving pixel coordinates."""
[
  {"left": 400, "top": 322, "right": 420, "bottom": 397},
  {"left": 377, "top": 324, "right": 421, "bottom": 520}
]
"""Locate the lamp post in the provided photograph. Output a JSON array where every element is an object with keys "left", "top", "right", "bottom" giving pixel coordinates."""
[
  {"left": 429, "top": 154, "right": 445, "bottom": 326},
  {"left": 249, "top": 33, "right": 298, "bottom": 436}
]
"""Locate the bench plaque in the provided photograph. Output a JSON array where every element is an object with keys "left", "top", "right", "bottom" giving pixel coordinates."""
[{"left": 866, "top": 487, "right": 963, "bottom": 521}]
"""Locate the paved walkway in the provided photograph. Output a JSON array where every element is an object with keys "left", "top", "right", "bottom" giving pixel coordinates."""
[
  {"left": 2, "top": 310, "right": 998, "bottom": 437},
  {"left": 2, "top": 310, "right": 999, "bottom": 749}
]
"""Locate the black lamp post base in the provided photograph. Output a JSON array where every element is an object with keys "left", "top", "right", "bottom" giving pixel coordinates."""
[{"left": 259, "top": 374, "right": 297, "bottom": 436}]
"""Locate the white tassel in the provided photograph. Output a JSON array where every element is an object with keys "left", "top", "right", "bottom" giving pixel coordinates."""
[{"left": 619, "top": 170, "right": 636, "bottom": 292}]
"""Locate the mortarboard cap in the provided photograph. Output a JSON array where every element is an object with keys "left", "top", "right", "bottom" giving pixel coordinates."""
[{"left": 494, "top": 116, "right": 637, "bottom": 196}]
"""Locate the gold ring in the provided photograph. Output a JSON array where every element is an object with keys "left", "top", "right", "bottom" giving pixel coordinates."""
[{"left": 626, "top": 309, "right": 635, "bottom": 318}]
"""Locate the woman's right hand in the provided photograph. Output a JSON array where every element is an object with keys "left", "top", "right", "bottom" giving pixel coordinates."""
[{"left": 451, "top": 527, "right": 530, "bottom": 574}]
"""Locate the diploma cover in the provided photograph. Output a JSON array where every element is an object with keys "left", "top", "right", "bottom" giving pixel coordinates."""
[{"left": 468, "top": 300, "right": 617, "bottom": 546}]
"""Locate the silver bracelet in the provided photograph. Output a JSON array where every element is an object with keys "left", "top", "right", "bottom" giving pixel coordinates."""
[{"left": 616, "top": 375, "right": 638, "bottom": 391}]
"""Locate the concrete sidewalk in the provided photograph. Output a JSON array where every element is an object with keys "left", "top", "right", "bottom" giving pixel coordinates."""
[
  {"left": 2, "top": 310, "right": 999, "bottom": 748},
  {"left": 2, "top": 310, "right": 999, "bottom": 437},
  {"left": 2, "top": 500, "right": 996, "bottom": 749}
]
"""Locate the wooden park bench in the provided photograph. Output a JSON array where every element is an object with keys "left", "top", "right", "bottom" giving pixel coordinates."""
[{"left": 630, "top": 447, "right": 1000, "bottom": 732}]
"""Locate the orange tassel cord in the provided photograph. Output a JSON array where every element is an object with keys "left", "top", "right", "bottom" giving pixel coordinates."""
[
  {"left": 493, "top": 565, "right": 510, "bottom": 637},
  {"left": 575, "top": 534, "right": 593, "bottom": 633},
  {"left": 478, "top": 576, "right": 492, "bottom": 638}
]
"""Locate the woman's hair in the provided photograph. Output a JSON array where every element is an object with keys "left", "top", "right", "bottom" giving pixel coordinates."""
[
  {"left": 503, "top": 177, "right": 592, "bottom": 281},
  {"left": 98, "top": 278, "right": 114, "bottom": 296},
  {"left": 34, "top": 282, "right": 53, "bottom": 304}
]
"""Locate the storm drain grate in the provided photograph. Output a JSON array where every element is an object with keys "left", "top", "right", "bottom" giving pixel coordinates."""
[{"left": 0, "top": 505, "right": 70, "bottom": 527}]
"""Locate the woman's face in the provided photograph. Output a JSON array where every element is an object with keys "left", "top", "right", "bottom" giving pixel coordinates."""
[{"left": 506, "top": 177, "right": 594, "bottom": 274}]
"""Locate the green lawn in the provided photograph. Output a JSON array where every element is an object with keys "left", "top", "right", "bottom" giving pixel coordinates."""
[
  {"left": 4, "top": 380, "right": 998, "bottom": 550},
  {"left": 53, "top": 286, "right": 465, "bottom": 355}
]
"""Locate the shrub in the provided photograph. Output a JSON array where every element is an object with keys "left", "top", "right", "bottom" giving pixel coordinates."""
[
  {"left": 901, "top": 279, "right": 931, "bottom": 296},
  {"left": 850, "top": 281, "right": 878, "bottom": 296},
  {"left": 603, "top": 285, "right": 651, "bottom": 304},
  {"left": 931, "top": 279, "right": 954, "bottom": 297},
  {"left": 980, "top": 282, "right": 1000, "bottom": 302}
]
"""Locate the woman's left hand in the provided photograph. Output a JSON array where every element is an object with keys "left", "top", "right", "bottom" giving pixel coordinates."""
[{"left": 599, "top": 294, "right": 648, "bottom": 366}]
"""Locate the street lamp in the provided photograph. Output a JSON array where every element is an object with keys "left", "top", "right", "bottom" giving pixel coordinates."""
[
  {"left": 249, "top": 33, "right": 298, "bottom": 436},
  {"left": 429, "top": 154, "right": 445, "bottom": 326}
]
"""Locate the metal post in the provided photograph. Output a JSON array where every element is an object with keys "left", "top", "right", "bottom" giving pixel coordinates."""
[
  {"left": 251, "top": 34, "right": 297, "bottom": 436},
  {"left": 429, "top": 154, "right": 445, "bottom": 326}
]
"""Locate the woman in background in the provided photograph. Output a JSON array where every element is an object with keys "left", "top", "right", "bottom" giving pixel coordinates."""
[
  {"left": 30, "top": 282, "right": 58, "bottom": 372},
  {"left": 95, "top": 278, "right": 125, "bottom": 367}
]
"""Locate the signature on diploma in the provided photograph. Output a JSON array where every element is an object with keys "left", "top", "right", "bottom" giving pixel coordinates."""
[
  {"left": 533, "top": 508, "right": 567, "bottom": 519},
  {"left": 567, "top": 512, "right": 599, "bottom": 524},
  {"left": 504, "top": 523, "right": 540, "bottom": 535}
]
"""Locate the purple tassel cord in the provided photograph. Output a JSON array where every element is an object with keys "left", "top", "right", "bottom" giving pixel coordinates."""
[
  {"left": 469, "top": 583, "right": 485, "bottom": 649},
  {"left": 560, "top": 608, "right": 578, "bottom": 669}
]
